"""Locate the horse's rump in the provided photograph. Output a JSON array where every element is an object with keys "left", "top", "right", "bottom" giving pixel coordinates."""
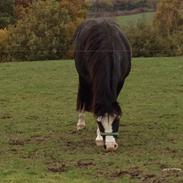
[{"left": 74, "top": 18, "right": 131, "bottom": 116}]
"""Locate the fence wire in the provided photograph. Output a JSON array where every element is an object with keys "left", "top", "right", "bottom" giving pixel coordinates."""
[{"left": 0, "top": 1, "right": 183, "bottom": 59}]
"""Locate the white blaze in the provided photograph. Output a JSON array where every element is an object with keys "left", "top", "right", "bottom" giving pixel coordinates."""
[{"left": 101, "top": 114, "right": 116, "bottom": 144}]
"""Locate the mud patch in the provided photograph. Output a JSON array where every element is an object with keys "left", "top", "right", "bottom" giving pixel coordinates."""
[
  {"left": 30, "top": 134, "right": 49, "bottom": 143},
  {"left": 110, "top": 170, "right": 129, "bottom": 177},
  {"left": 9, "top": 137, "right": 25, "bottom": 145},
  {"left": 48, "top": 162, "right": 66, "bottom": 173},
  {"left": 70, "top": 130, "right": 77, "bottom": 135},
  {"left": 0, "top": 113, "right": 12, "bottom": 119},
  {"left": 141, "top": 174, "right": 157, "bottom": 183},
  {"left": 97, "top": 167, "right": 159, "bottom": 182},
  {"left": 162, "top": 168, "right": 183, "bottom": 177},
  {"left": 65, "top": 140, "right": 76, "bottom": 147},
  {"left": 141, "top": 168, "right": 183, "bottom": 183},
  {"left": 76, "top": 160, "right": 96, "bottom": 169},
  {"left": 110, "top": 167, "right": 143, "bottom": 179}
]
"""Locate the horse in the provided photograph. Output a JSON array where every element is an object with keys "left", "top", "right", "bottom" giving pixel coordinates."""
[{"left": 74, "top": 18, "right": 131, "bottom": 151}]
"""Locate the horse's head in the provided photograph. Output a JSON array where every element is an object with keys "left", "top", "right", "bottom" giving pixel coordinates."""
[{"left": 97, "top": 113, "right": 120, "bottom": 151}]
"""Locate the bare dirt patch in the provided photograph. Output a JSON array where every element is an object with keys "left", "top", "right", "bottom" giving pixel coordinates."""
[
  {"left": 162, "top": 168, "right": 183, "bottom": 177},
  {"left": 47, "top": 162, "right": 67, "bottom": 173},
  {"left": 76, "top": 160, "right": 96, "bottom": 169},
  {"left": 110, "top": 167, "right": 144, "bottom": 179},
  {"left": 30, "top": 134, "right": 49, "bottom": 143},
  {"left": 8, "top": 137, "right": 26, "bottom": 145},
  {"left": 0, "top": 113, "right": 12, "bottom": 119}
]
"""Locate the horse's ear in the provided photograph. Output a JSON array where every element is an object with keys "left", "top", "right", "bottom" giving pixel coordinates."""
[
  {"left": 113, "top": 114, "right": 117, "bottom": 118},
  {"left": 116, "top": 115, "right": 121, "bottom": 120},
  {"left": 113, "top": 113, "right": 120, "bottom": 120}
]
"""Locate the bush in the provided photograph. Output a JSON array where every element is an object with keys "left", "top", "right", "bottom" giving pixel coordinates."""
[
  {"left": 124, "top": 22, "right": 183, "bottom": 57},
  {"left": 0, "top": 0, "right": 15, "bottom": 28},
  {"left": 154, "top": 0, "right": 182, "bottom": 36},
  {"left": 0, "top": 29, "right": 9, "bottom": 62},
  {"left": 5, "top": 0, "right": 86, "bottom": 61},
  {"left": 171, "top": 27, "right": 183, "bottom": 56},
  {"left": 88, "top": 0, "right": 113, "bottom": 12}
]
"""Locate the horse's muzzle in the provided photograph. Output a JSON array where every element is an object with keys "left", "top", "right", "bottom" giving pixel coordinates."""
[{"left": 104, "top": 142, "right": 118, "bottom": 152}]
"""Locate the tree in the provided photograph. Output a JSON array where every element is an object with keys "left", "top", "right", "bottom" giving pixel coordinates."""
[
  {"left": 0, "top": 0, "right": 15, "bottom": 28},
  {"left": 88, "top": 0, "right": 114, "bottom": 12},
  {"left": 0, "top": 28, "right": 9, "bottom": 62},
  {"left": 7, "top": 0, "right": 87, "bottom": 61},
  {"left": 154, "top": 0, "right": 182, "bottom": 35},
  {"left": 14, "top": 0, "right": 33, "bottom": 19}
]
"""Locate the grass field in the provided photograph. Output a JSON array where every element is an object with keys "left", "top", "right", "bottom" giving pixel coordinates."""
[
  {"left": 0, "top": 57, "right": 183, "bottom": 183},
  {"left": 116, "top": 10, "right": 183, "bottom": 27},
  {"left": 116, "top": 12, "right": 155, "bottom": 27}
]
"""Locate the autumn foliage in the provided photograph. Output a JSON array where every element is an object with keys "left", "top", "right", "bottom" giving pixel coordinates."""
[
  {"left": 1, "top": 0, "right": 87, "bottom": 61},
  {"left": 154, "top": 0, "right": 182, "bottom": 35}
]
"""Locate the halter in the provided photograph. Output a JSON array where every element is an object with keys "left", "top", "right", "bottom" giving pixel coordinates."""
[
  {"left": 97, "top": 116, "right": 120, "bottom": 137},
  {"left": 100, "top": 132, "right": 119, "bottom": 137}
]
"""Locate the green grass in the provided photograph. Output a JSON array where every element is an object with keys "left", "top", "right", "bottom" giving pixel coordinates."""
[
  {"left": 0, "top": 57, "right": 183, "bottom": 183},
  {"left": 116, "top": 10, "right": 183, "bottom": 27},
  {"left": 116, "top": 12, "right": 155, "bottom": 27}
]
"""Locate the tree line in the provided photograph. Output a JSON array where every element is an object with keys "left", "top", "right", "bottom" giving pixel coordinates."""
[
  {"left": 126, "top": 0, "right": 183, "bottom": 57},
  {"left": 0, "top": 0, "right": 183, "bottom": 62},
  {"left": 0, "top": 0, "right": 87, "bottom": 61},
  {"left": 0, "top": 0, "right": 158, "bottom": 29}
]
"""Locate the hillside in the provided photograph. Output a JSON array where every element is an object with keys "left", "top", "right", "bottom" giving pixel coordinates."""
[{"left": 116, "top": 11, "right": 155, "bottom": 27}]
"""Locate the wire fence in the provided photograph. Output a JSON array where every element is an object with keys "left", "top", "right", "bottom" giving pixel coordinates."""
[
  {"left": 0, "top": 0, "right": 183, "bottom": 60},
  {"left": 0, "top": 49, "right": 181, "bottom": 54}
]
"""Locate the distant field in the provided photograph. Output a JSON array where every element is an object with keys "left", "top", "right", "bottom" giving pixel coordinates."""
[
  {"left": 116, "top": 12, "right": 155, "bottom": 27},
  {"left": 0, "top": 57, "right": 183, "bottom": 183},
  {"left": 116, "top": 10, "right": 183, "bottom": 27}
]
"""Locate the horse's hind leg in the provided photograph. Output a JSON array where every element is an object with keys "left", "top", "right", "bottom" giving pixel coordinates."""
[
  {"left": 76, "top": 76, "right": 91, "bottom": 130},
  {"left": 77, "top": 106, "right": 86, "bottom": 130}
]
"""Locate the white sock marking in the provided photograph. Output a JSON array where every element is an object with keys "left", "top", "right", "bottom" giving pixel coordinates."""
[
  {"left": 95, "top": 127, "right": 104, "bottom": 146},
  {"left": 77, "top": 110, "right": 85, "bottom": 130}
]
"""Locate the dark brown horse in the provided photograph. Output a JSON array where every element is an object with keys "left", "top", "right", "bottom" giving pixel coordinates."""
[{"left": 74, "top": 18, "right": 131, "bottom": 151}]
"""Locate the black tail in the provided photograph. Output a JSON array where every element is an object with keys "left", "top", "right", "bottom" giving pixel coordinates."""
[
  {"left": 74, "top": 18, "right": 131, "bottom": 117},
  {"left": 92, "top": 53, "right": 121, "bottom": 117}
]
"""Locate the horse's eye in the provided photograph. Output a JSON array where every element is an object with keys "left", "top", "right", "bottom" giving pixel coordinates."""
[
  {"left": 112, "top": 119, "right": 119, "bottom": 132},
  {"left": 97, "top": 121, "right": 105, "bottom": 133}
]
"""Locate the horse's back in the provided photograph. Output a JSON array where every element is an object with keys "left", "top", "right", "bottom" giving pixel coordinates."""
[{"left": 74, "top": 18, "right": 131, "bottom": 83}]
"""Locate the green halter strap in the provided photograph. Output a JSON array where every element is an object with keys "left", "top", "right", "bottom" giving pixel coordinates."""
[
  {"left": 97, "top": 115, "right": 120, "bottom": 137},
  {"left": 100, "top": 132, "right": 119, "bottom": 137}
]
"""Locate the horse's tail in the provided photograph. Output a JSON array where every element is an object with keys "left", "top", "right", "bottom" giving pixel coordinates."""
[{"left": 91, "top": 53, "right": 122, "bottom": 117}]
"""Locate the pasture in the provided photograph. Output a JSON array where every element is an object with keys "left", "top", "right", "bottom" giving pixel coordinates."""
[
  {"left": 116, "top": 12, "right": 155, "bottom": 27},
  {"left": 0, "top": 57, "right": 183, "bottom": 183},
  {"left": 116, "top": 10, "right": 183, "bottom": 27}
]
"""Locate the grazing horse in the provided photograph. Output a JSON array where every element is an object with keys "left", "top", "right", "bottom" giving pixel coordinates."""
[{"left": 74, "top": 19, "right": 131, "bottom": 151}]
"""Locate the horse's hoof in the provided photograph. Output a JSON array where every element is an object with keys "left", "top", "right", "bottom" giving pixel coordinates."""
[
  {"left": 77, "top": 124, "right": 85, "bottom": 131},
  {"left": 96, "top": 140, "right": 104, "bottom": 146}
]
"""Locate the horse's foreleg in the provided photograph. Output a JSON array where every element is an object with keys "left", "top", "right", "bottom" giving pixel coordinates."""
[
  {"left": 95, "top": 128, "right": 104, "bottom": 146},
  {"left": 77, "top": 107, "right": 86, "bottom": 130}
]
